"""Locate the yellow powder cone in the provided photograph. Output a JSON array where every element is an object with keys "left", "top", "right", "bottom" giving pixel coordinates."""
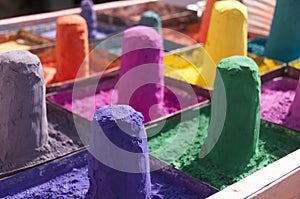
[
  {"left": 205, "top": 1, "right": 247, "bottom": 64},
  {"left": 194, "top": 0, "right": 248, "bottom": 88}
]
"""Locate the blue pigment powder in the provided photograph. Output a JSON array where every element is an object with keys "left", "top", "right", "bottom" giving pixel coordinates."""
[{"left": 248, "top": 38, "right": 267, "bottom": 57}]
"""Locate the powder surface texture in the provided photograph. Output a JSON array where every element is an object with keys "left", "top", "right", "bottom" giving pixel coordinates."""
[
  {"left": 204, "top": 1, "right": 247, "bottom": 64},
  {"left": 248, "top": 38, "right": 267, "bottom": 57},
  {"left": 261, "top": 77, "right": 300, "bottom": 131},
  {"left": 265, "top": 0, "right": 300, "bottom": 63},
  {"left": 198, "top": 0, "right": 247, "bottom": 89},
  {"left": 80, "top": 0, "right": 98, "bottom": 39},
  {"left": 86, "top": 105, "right": 151, "bottom": 198},
  {"left": 0, "top": 50, "right": 48, "bottom": 162},
  {"left": 55, "top": 15, "right": 89, "bottom": 82},
  {"left": 118, "top": 26, "right": 164, "bottom": 122},
  {"left": 200, "top": 56, "right": 261, "bottom": 169},
  {"left": 147, "top": 105, "right": 300, "bottom": 190},
  {"left": 139, "top": 11, "right": 162, "bottom": 35},
  {"left": 3, "top": 166, "right": 201, "bottom": 199},
  {"left": 0, "top": 41, "right": 31, "bottom": 53},
  {"left": 289, "top": 78, "right": 300, "bottom": 120},
  {"left": 195, "top": 0, "right": 219, "bottom": 43},
  {"left": 291, "top": 60, "right": 300, "bottom": 69},
  {"left": 0, "top": 110, "right": 83, "bottom": 173},
  {"left": 48, "top": 78, "right": 208, "bottom": 121}
]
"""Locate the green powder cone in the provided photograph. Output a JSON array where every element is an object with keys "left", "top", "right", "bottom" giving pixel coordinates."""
[{"left": 199, "top": 56, "right": 261, "bottom": 169}]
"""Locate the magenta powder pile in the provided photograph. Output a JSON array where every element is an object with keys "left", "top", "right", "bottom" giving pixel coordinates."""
[
  {"left": 48, "top": 26, "right": 208, "bottom": 122},
  {"left": 117, "top": 26, "right": 164, "bottom": 122},
  {"left": 48, "top": 77, "right": 207, "bottom": 121},
  {"left": 261, "top": 77, "right": 300, "bottom": 131}
]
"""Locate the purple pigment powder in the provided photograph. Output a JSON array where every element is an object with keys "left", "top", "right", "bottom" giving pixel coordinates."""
[
  {"left": 3, "top": 165, "right": 202, "bottom": 199},
  {"left": 2, "top": 105, "right": 214, "bottom": 198},
  {"left": 87, "top": 105, "right": 151, "bottom": 198},
  {"left": 118, "top": 26, "right": 164, "bottom": 122},
  {"left": 48, "top": 78, "right": 207, "bottom": 121},
  {"left": 261, "top": 77, "right": 300, "bottom": 131}
]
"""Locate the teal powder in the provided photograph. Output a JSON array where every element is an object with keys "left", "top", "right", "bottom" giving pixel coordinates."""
[
  {"left": 147, "top": 105, "right": 300, "bottom": 190},
  {"left": 264, "top": 0, "right": 300, "bottom": 63},
  {"left": 139, "top": 11, "right": 162, "bottom": 36},
  {"left": 200, "top": 56, "right": 261, "bottom": 169}
]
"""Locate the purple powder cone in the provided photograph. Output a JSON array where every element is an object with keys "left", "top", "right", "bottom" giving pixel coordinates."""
[
  {"left": 80, "top": 0, "right": 98, "bottom": 39},
  {"left": 86, "top": 105, "right": 151, "bottom": 199}
]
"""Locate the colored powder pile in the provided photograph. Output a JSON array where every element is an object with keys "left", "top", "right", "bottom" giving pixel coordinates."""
[
  {"left": 164, "top": 46, "right": 283, "bottom": 89},
  {"left": 261, "top": 77, "right": 300, "bottom": 132},
  {"left": 118, "top": 26, "right": 164, "bottom": 122},
  {"left": 265, "top": 0, "right": 300, "bottom": 63},
  {"left": 199, "top": 0, "right": 247, "bottom": 88},
  {"left": 55, "top": 15, "right": 89, "bottom": 82},
  {"left": 87, "top": 105, "right": 151, "bottom": 198},
  {"left": 0, "top": 41, "right": 31, "bottom": 53},
  {"left": 3, "top": 166, "right": 202, "bottom": 199},
  {"left": 80, "top": 0, "right": 110, "bottom": 40},
  {"left": 247, "top": 53, "right": 282, "bottom": 75},
  {"left": 48, "top": 78, "right": 208, "bottom": 121},
  {"left": 147, "top": 105, "right": 300, "bottom": 190},
  {"left": 195, "top": 0, "right": 219, "bottom": 43},
  {"left": 0, "top": 50, "right": 48, "bottom": 163},
  {"left": 248, "top": 38, "right": 267, "bottom": 57},
  {"left": 290, "top": 60, "right": 300, "bottom": 69},
  {"left": 200, "top": 56, "right": 261, "bottom": 169},
  {"left": 139, "top": 11, "right": 162, "bottom": 35},
  {"left": 0, "top": 110, "right": 83, "bottom": 173},
  {"left": 204, "top": 1, "right": 247, "bottom": 64},
  {"left": 289, "top": 78, "right": 300, "bottom": 119},
  {"left": 0, "top": 50, "right": 82, "bottom": 173},
  {"left": 80, "top": 0, "right": 98, "bottom": 39}
]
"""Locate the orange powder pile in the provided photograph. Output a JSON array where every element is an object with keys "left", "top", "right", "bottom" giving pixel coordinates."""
[
  {"left": 55, "top": 15, "right": 89, "bottom": 82},
  {"left": 195, "top": 0, "right": 220, "bottom": 43}
]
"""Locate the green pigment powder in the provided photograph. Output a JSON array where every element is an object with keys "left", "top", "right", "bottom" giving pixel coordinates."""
[
  {"left": 200, "top": 56, "right": 261, "bottom": 169},
  {"left": 147, "top": 105, "right": 300, "bottom": 190}
]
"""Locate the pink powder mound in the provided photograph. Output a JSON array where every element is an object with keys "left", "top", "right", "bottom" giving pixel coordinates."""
[
  {"left": 118, "top": 26, "right": 164, "bottom": 122},
  {"left": 48, "top": 78, "right": 208, "bottom": 122},
  {"left": 261, "top": 77, "right": 300, "bottom": 131},
  {"left": 289, "top": 77, "right": 300, "bottom": 120}
]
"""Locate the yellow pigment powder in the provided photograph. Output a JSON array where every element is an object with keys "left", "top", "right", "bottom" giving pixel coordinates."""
[{"left": 0, "top": 41, "right": 31, "bottom": 53}]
